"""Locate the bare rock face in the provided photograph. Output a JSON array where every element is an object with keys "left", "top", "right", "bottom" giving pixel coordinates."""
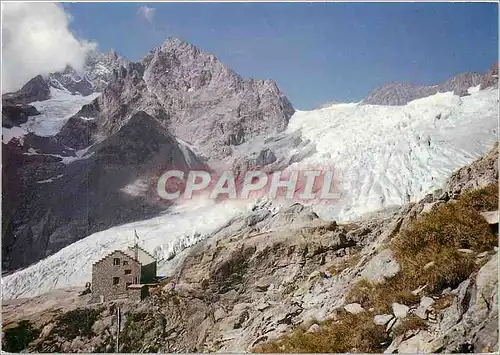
[
  {"left": 56, "top": 62, "right": 165, "bottom": 150},
  {"left": 82, "top": 50, "right": 129, "bottom": 92},
  {"left": 439, "top": 72, "right": 482, "bottom": 96},
  {"left": 1, "top": 103, "right": 40, "bottom": 128},
  {"left": 359, "top": 248, "right": 400, "bottom": 283},
  {"left": 480, "top": 62, "right": 499, "bottom": 90},
  {"left": 362, "top": 72, "right": 482, "bottom": 106},
  {"left": 2, "top": 75, "right": 51, "bottom": 105},
  {"left": 48, "top": 67, "right": 95, "bottom": 96},
  {"left": 362, "top": 82, "right": 438, "bottom": 106},
  {"left": 142, "top": 38, "right": 294, "bottom": 160},
  {"left": 445, "top": 142, "right": 498, "bottom": 198},
  {"left": 57, "top": 38, "right": 295, "bottom": 162}
]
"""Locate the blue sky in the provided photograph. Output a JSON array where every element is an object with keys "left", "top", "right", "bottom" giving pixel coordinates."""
[{"left": 64, "top": 2, "right": 498, "bottom": 110}]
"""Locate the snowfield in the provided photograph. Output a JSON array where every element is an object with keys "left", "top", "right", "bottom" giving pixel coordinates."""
[
  {"left": 287, "top": 88, "right": 498, "bottom": 221},
  {"left": 22, "top": 144, "right": 95, "bottom": 165},
  {"left": 2, "top": 87, "right": 498, "bottom": 300},
  {"left": 29, "top": 89, "right": 100, "bottom": 137},
  {"left": 2, "top": 88, "right": 99, "bottom": 144}
]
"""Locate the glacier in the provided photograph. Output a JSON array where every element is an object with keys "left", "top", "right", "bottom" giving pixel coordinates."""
[
  {"left": 286, "top": 88, "right": 498, "bottom": 221},
  {"left": 2, "top": 88, "right": 99, "bottom": 144},
  {"left": 2, "top": 87, "right": 498, "bottom": 300}
]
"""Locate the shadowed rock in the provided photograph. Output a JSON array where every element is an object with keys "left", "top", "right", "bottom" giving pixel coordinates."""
[
  {"left": 2, "top": 103, "right": 40, "bottom": 128},
  {"left": 2, "top": 75, "right": 51, "bottom": 105}
]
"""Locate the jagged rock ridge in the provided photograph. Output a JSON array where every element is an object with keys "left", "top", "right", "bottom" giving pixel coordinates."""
[
  {"left": 362, "top": 64, "right": 498, "bottom": 106},
  {"left": 57, "top": 37, "right": 295, "bottom": 162},
  {"left": 48, "top": 50, "right": 129, "bottom": 96},
  {"left": 1, "top": 50, "right": 128, "bottom": 106},
  {"left": 2, "top": 75, "right": 51, "bottom": 105}
]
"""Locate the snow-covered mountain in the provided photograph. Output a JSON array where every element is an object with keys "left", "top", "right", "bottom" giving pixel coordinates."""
[
  {"left": 1, "top": 37, "right": 498, "bottom": 299},
  {"left": 1, "top": 38, "right": 293, "bottom": 272},
  {"left": 3, "top": 88, "right": 100, "bottom": 143},
  {"left": 47, "top": 50, "right": 128, "bottom": 96},
  {"left": 3, "top": 84, "right": 498, "bottom": 299}
]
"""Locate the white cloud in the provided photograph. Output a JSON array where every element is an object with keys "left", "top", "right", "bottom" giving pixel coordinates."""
[
  {"left": 1, "top": 2, "right": 97, "bottom": 93},
  {"left": 137, "top": 5, "right": 156, "bottom": 22}
]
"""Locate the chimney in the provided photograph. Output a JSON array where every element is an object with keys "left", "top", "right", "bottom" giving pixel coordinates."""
[
  {"left": 134, "top": 229, "right": 139, "bottom": 261},
  {"left": 134, "top": 229, "right": 139, "bottom": 284}
]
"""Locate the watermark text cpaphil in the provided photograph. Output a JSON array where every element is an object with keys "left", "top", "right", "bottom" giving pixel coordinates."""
[{"left": 155, "top": 168, "right": 341, "bottom": 203}]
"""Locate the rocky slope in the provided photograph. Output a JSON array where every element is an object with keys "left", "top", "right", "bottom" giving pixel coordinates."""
[
  {"left": 3, "top": 144, "right": 497, "bottom": 353},
  {"left": 362, "top": 64, "right": 497, "bottom": 106},
  {"left": 480, "top": 62, "right": 499, "bottom": 90}
]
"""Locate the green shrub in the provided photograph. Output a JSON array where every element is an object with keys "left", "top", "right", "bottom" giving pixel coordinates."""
[
  {"left": 52, "top": 308, "right": 101, "bottom": 339},
  {"left": 254, "top": 311, "right": 389, "bottom": 353},
  {"left": 458, "top": 183, "right": 498, "bottom": 212},
  {"left": 346, "top": 277, "right": 419, "bottom": 314},
  {"left": 3, "top": 320, "right": 40, "bottom": 352},
  {"left": 392, "top": 316, "right": 427, "bottom": 337},
  {"left": 392, "top": 198, "right": 496, "bottom": 293},
  {"left": 254, "top": 184, "right": 498, "bottom": 353},
  {"left": 119, "top": 312, "right": 149, "bottom": 352}
]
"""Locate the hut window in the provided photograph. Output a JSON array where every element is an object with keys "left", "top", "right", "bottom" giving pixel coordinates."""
[
  {"left": 113, "top": 277, "right": 120, "bottom": 285},
  {"left": 125, "top": 269, "right": 131, "bottom": 275},
  {"left": 113, "top": 258, "right": 120, "bottom": 266}
]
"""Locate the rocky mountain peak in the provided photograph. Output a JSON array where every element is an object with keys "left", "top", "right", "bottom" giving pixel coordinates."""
[
  {"left": 160, "top": 37, "right": 199, "bottom": 53},
  {"left": 109, "top": 49, "right": 120, "bottom": 61},
  {"left": 143, "top": 37, "right": 239, "bottom": 92},
  {"left": 2, "top": 75, "right": 51, "bottom": 105},
  {"left": 439, "top": 71, "right": 481, "bottom": 96},
  {"left": 86, "top": 49, "right": 127, "bottom": 69},
  {"left": 3, "top": 37, "right": 295, "bottom": 271},
  {"left": 58, "top": 37, "right": 294, "bottom": 163},
  {"left": 362, "top": 69, "right": 486, "bottom": 106},
  {"left": 480, "top": 62, "right": 499, "bottom": 90},
  {"left": 46, "top": 50, "right": 129, "bottom": 96}
]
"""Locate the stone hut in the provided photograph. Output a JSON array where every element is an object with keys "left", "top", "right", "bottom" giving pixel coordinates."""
[{"left": 90, "top": 246, "right": 157, "bottom": 303}]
